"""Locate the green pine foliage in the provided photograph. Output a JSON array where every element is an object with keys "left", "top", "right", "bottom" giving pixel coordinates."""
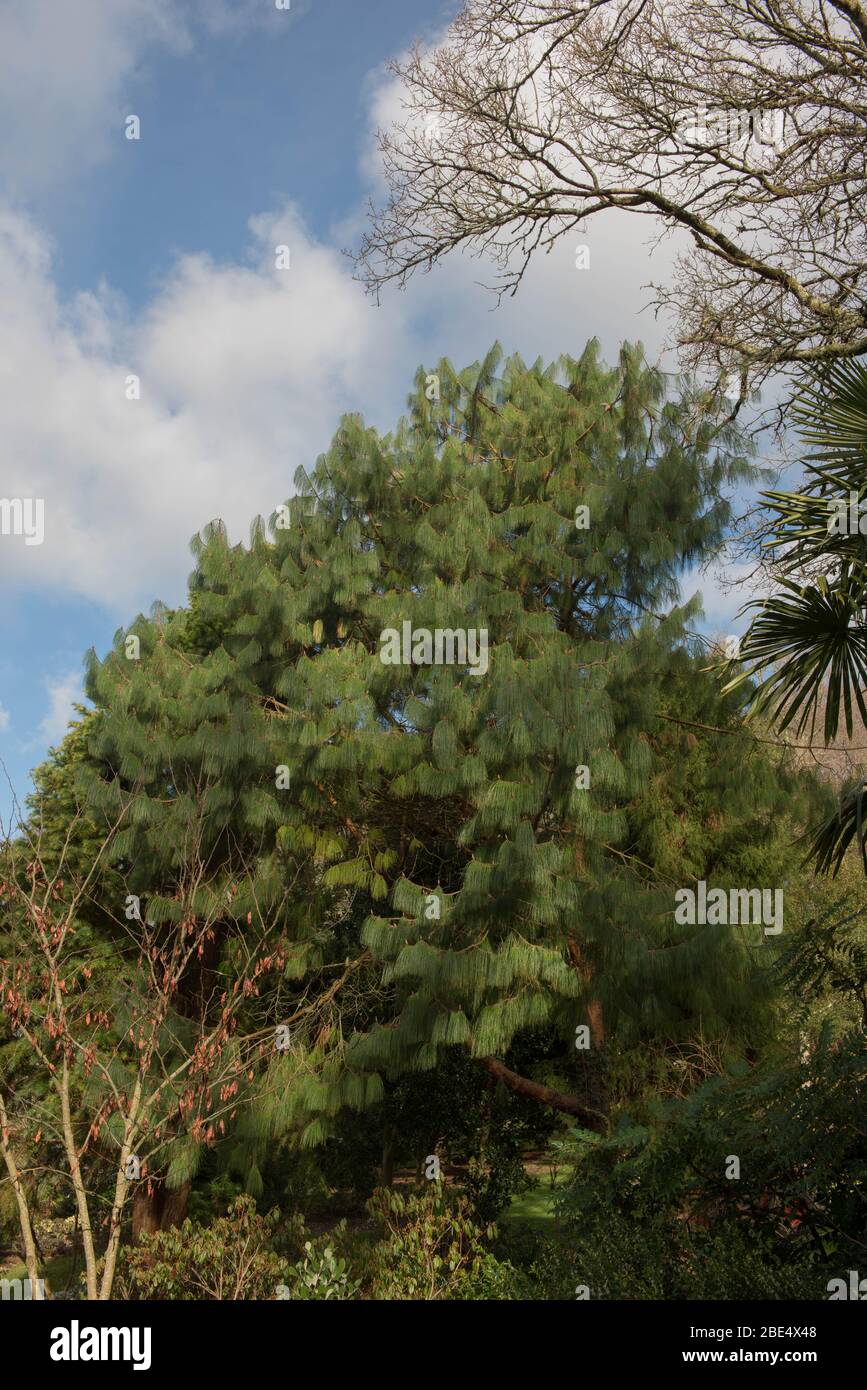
[{"left": 70, "top": 341, "right": 805, "bottom": 1146}]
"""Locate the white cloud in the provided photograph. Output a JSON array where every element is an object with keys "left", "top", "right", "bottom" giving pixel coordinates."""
[
  {"left": 0, "top": 189, "right": 684, "bottom": 619},
  {"left": 39, "top": 672, "right": 85, "bottom": 746},
  {"left": 0, "top": 0, "right": 188, "bottom": 195},
  {"left": 0, "top": 704, "right": 10, "bottom": 732},
  {"left": 0, "top": 186, "right": 684, "bottom": 619},
  {"left": 0, "top": 201, "right": 416, "bottom": 614},
  {"left": 0, "top": 0, "right": 298, "bottom": 197},
  {"left": 0, "top": 9, "right": 682, "bottom": 624}
]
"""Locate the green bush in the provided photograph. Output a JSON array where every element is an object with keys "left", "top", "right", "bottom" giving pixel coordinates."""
[
  {"left": 552, "top": 1023, "right": 866, "bottom": 1300},
  {"left": 283, "top": 1225, "right": 363, "bottom": 1300},
  {"left": 114, "top": 1195, "right": 291, "bottom": 1300},
  {"left": 463, "top": 1146, "right": 532, "bottom": 1225},
  {"left": 364, "top": 1184, "right": 520, "bottom": 1300}
]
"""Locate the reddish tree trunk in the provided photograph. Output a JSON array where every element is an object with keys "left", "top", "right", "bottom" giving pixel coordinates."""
[
  {"left": 132, "top": 1180, "right": 191, "bottom": 1242},
  {"left": 476, "top": 1056, "right": 603, "bottom": 1127},
  {"left": 568, "top": 936, "right": 610, "bottom": 1121}
]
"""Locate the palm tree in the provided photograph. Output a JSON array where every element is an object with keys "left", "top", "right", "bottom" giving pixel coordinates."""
[{"left": 724, "top": 358, "right": 867, "bottom": 874}]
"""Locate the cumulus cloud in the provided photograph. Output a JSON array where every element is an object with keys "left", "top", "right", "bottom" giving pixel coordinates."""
[
  {"left": 0, "top": 704, "right": 10, "bottom": 733},
  {"left": 0, "top": 0, "right": 188, "bottom": 195},
  {"left": 38, "top": 671, "right": 85, "bottom": 746},
  {"left": 0, "top": 182, "right": 681, "bottom": 619},
  {"left": 0, "top": 0, "right": 299, "bottom": 197},
  {"left": 0, "top": 1, "right": 682, "bottom": 625},
  {"left": 0, "top": 189, "right": 683, "bottom": 619},
  {"left": 0, "top": 201, "right": 415, "bottom": 614}
]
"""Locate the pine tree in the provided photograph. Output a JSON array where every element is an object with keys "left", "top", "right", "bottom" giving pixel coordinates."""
[{"left": 77, "top": 341, "right": 799, "bottom": 1153}]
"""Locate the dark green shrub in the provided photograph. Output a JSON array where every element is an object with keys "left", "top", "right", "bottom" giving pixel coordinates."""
[
  {"left": 364, "top": 1184, "right": 520, "bottom": 1300},
  {"left": 552, "top": 1024, "right": 866, "bottom": 1300},
  {"left": 115, "top": 1195, "right": 291, "bottom": 1300}
]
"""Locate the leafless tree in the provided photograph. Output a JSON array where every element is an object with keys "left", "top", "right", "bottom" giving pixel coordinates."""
[
  {"left": 0, "top": 805, "right": 288, "bottom": 1299},
  {"left": 357, "top": 0, "right": 867, "bottom": 395}
]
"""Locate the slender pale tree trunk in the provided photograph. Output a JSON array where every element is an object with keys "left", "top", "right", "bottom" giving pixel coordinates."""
[
  {"left": 0, "top": 1089, "right": 43, "bottom": 1298},
  {"left": 58, "top": 1059, "right": 98, "bottom": 1299},
  {"left": 99, "top": 1075, "right": 143, "bottom": 1299}
]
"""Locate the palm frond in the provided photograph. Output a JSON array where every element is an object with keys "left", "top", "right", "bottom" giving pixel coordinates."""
[
  {"left": 801, "top": 780, "right": 867, "bottom": 877},
  {"left": 792, "top": 357, "right": 867, "bottom": 478},
  {"left": 723, "top": 571, "right": 867, "bottom": 740}
]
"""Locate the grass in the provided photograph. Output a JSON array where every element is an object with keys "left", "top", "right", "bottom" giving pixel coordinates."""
[
  {"left": 1, "top": 1252, "right": 80, "bottom": 1295},
  {"left": 501, "top": 1163, "right": 570, "bottom": 1228}
]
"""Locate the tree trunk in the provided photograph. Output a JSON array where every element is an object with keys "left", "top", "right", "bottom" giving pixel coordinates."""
[
  {"left": 380, "top": 1127, "right": 395, "bottom": 1188},
  {"left": 132, "top": 1179, "right": 191, "bottom": 1242},
  {"left": 584, "top": 996, "right": 609, "bottom": 1119},
  {"left": 476, "top": 1056, "right": 602, "bottom": 1127},
  {"left": 99, "top": 1106, "right": 142, "bottom": 1299},
  {"left": 0, "top": 1090, "right": 43, "bottom": 1298},
  {"left": 58, "top": 1059, "right": 99, "bottom": 1299},
  {"left": 568, "top": 936, "right": 610, "bottom": 1122},
  {"left": 478, "top": 1073, "right": 496, "bottom": 1166}
]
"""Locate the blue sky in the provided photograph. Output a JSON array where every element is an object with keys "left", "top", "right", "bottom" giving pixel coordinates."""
[
  {"left": 0, "top": 0, "right": 755, "bottom": 830},
  {"left": 38, "top": 1, "right": 447, "bottom": 307}
]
